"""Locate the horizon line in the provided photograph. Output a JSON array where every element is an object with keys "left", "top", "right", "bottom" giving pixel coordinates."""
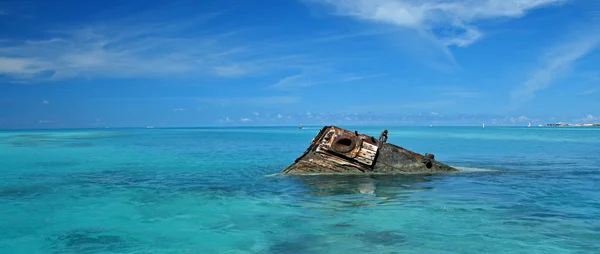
[{"left": 2, "top": 124, "right": 599, "bottom": 131}]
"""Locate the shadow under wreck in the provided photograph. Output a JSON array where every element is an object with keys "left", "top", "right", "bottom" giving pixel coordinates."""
[{"left": 282, "top": 126, "right": 458, "bottom": 174}]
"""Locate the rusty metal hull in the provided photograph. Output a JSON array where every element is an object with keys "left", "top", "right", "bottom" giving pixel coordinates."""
[{"left": 282, "top": 126, "right": 458, "bottom": 174}]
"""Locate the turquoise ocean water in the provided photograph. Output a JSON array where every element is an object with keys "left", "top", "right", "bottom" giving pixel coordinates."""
[{"left": 1, "top": 126, "right": 599, "bottom": 253}]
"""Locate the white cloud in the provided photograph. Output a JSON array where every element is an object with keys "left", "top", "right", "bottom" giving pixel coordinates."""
[
  {"left": 172, "top": 108, "right": 185, "bottom": 112},
  {"left": 511, "top": 31, "right": 600, "bottom": 103},
  {"left": 219, "top": 117, "right": 231, "bottom": 123},
  {"left": 240, "top": 117, "right": 252, "bottom": 122},
  {"left": 42, "top": 99, "right": 49, "bottom": 105},
  {"left": 306, "top": 0, "right": 566, "bottom": 67},
  {"left": 253, "top": 111, "right": 260, "bottom": 116},
  {"left": 308, "top": 0, "right": 565, "bottom": 47},
  {"left": 0, "top": 57, "right": 47, "bottom": 76},
  {"left": 276, "top": 114, "right": 284, "bottom": 119}
]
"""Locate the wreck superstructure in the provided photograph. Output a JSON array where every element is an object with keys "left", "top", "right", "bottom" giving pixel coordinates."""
[{"left": 282, "top": 126, "right": 458, "bottom": 174}]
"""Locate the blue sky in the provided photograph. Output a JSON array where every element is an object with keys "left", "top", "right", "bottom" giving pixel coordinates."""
[{"left": 0, "top": 0, "right": 599, "bottom": 128}]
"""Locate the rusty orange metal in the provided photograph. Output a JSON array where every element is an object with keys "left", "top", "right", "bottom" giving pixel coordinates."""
[{"left": 282, "top": 126, "right": 458, "bottom": 174}]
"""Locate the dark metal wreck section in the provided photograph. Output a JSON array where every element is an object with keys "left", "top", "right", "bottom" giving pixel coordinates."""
[{"left": 282, "top": 126, "right": 458, "bottom": 174}]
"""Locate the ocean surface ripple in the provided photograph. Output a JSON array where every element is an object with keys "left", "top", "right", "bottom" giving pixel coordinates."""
[{"left": 1, "top": 126, "right": 599, "bottom": 253}]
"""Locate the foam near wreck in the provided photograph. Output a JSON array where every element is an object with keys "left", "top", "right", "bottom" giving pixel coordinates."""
[{"left": 454, "top": 166, "right": 499, "bottom": 172}]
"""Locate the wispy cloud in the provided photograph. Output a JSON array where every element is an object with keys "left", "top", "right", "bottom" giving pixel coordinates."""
[
  {"left": 397, "top": 100, "right": 456, "bottom": 109},
  {"left": 580, "top": 89, "right": 597, "bottom": 95},
  {"left": 444, "top": 92, "right": 481, "bottom": 98},
  {"left": 574, "top": 114, "right": 600, "bottom": 123},
  {"left": 270, "top": 75, "right": 315, "bottom": 89},
  {"left": 269, "top": 29, "right": 397, "bottom": 48},
  {"left": 240, "top": 111, "right": 559, "bottom": 126},
  {"left": 308, "top": 30, "right": 395, "bottom": 43},
  {"left": 213, "top": 64, "right": 248, "bottom": 77},
  {"left": 0, "top": 10, "right": 330, "bottom": 82},
  {"left": 343, "top": 99, "right": 456, "bottom": 113},
  {"left": 219, "top": 117, "right": 231, "bottom": 123},
  {"left": 42, "top": 99, "right": 49, "bottom": 105},
  {"left": 172, "top": 108, "right": 185, "bottom": 112},
  {"left": 511, "top": 30, "right": 600, "bottom": 104},
  {"left": 0, "top": 11, "right": 245, "bottom": 80},
  {"left": 424, "top": 86, "right": 482, "bottom": 98},
  {"left": 341, "top": 73, "right": 387, "bottom": 82},
  {"left": 269, "top": 72, "right": 385, "bottom": 89},
  {"left": 308, "top": 0, "right": 565, "bottom": 46},
  {"left": 305, "top": 0, "right": 566, "bottom": 65},
  {"left": 198, "top": 96, "right": 301, "bottom": 106}
]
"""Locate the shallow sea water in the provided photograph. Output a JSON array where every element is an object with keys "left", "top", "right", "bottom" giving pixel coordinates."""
[{"left": 1, "top": 126, "right": 599, "bottom": 253}]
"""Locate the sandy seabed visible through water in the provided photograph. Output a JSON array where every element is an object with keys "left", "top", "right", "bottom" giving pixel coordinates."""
[{"left": 1, "top": 126, "right": 599, "bottom": 253}]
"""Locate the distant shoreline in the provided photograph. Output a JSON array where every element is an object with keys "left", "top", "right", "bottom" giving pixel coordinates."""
[
  {"left": 2, "top": 125, "right": 600, "bottom": 131},
  {"left": 540, "top": 123, "right": 600, "bottom": 127}
]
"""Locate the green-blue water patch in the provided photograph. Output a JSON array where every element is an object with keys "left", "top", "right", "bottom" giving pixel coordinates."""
[{"left": 1, "top": 127, "right": 599, "bottom": 253}]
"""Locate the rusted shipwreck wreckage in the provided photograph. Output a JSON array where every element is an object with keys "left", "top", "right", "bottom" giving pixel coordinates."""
[{"left": 282, "top": 126, "right": 458, "bottom": 174}]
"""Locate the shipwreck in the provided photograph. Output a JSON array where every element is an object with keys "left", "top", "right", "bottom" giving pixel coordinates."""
[{"left": 282, "top": 126, "right": 458, "bottom": 174}]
